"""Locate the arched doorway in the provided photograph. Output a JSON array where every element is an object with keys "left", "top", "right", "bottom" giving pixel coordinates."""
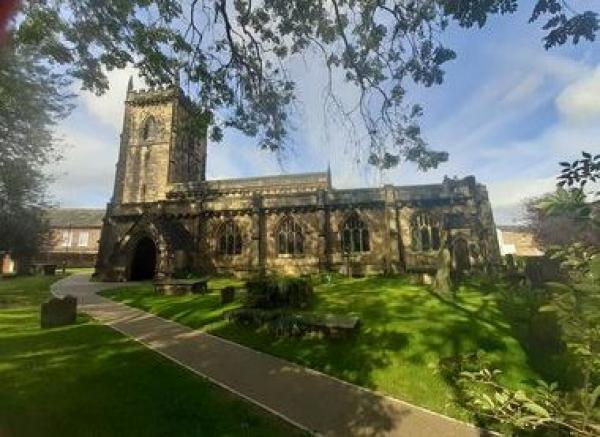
[
  {"left": 453, "top": 238, "right": 471, "bottom": 272},
  {"left": 129, "top": 237, "right": 157, "bottom": 280}
]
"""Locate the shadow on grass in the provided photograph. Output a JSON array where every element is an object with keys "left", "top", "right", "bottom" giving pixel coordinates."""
[
  {"left": 0, "top": 309, "right": 304, "bottom": 437},
  {"left": 102, "top": 275, "right": 538, "bottom": 427}
]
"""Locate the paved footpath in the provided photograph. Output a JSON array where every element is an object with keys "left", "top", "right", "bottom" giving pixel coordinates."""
[{"left": 52, "top": 274, "right": 491, "bottom": 437}]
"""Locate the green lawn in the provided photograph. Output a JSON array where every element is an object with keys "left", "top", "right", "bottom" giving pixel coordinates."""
[
  {"left": 0, "top": 275, "right": 304, "bottom": 437},
  {"left": 102, "top": 275, "right": 539, "bottom": 421}
]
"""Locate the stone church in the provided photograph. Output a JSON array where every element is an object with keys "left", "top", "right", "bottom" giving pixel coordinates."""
[{"left": 95, "top": 83, "right": 501, "bottom": 281}]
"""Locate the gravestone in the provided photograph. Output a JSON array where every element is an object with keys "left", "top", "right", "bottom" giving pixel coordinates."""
[
  {"left": 525, "top": 257, "right": 562, "bottom": 288},
  {"left": 221, "top": 286, "right": 236, "bottom": 304},
  {"left": 41, "top": 295, "right": 77, "bottom": 328},
  {"left": 433, "top": 247, "right": 452, "bottom": 295},
  {"left": 505, "top": 254, "right": 515, "bottom": 272},
  {"left": 31, "top": 263, "right": 57, "bottom": 276}
]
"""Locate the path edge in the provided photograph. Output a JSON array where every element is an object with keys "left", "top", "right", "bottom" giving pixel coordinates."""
[{"left": 53, "top": 274, "right": 497, "bottom": 437}]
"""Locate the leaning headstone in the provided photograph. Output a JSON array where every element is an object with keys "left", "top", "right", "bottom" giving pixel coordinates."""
[
  {"left": 433, "top": 247, "right": 453, "bottom": 295},
  {"left": 41, "top": 295, "right": 77, "bottom": 328},
  {"left": 221, "top": 286, "right": 236, "bottom": 304},
  {"left": 505, "top": 254, "right": 515, "bottom": 272}
]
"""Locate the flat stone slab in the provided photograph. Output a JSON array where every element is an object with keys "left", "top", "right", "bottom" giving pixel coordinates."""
[
  {"left": 154, "top": 278, "right": 208, "bottom": 295},
  {"left": 302, "top": 313, "right": 360, "bottom": 337},
  {"left": 52, "top": 275, "right": 494, "bottom": 437},
  {"left": 31, "top": 263, "right": 58, "bottom": 276}
]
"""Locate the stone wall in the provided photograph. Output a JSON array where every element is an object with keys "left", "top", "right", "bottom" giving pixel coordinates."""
[
  {"left": 95, "top": 86, "right": 501, "bottom": 281},
  {"left": 497, "top": 227, "right": 544, "bottom": 257},
  {"left": 114, "top": 85, "right": 208, "bottom": 205}
]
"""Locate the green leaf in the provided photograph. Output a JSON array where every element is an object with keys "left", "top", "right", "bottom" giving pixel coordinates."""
[
  {"left": 524, "top": 402, "right": 550, "bottom": 418},
  {"left": 590, "top": 384, "right": 600, "bottom": 408}
]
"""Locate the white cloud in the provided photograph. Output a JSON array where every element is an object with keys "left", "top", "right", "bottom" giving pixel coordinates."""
[
  {"left": 48, "top": 67, "right": 143, "bottom": 206},
  {"left": 48, "top": 126, "right": 118, "bottom": 207},
  {"left": 556, "top": 66, "right": 600, "bottom": 123},
  {"left": 206, "top": 140, "right": 281, "bottom": 180},
  {"left": 499, "top": 73, "right": 544, "bottom": 105},
  {"left": 77, "top": 66, "right": 143, "bottom": 131},
  {"left": 488, "top": 176, "right": 556, "bottom": 208}
]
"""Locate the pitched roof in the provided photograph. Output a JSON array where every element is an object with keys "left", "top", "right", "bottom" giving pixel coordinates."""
[
  {"left": 45, "top": 208, "right": 104, "bottom": 228},
  {"left": 206, "top": 171, "right": 330, "bottom": 190},
  {"left": 497, "top": 225, "right": 530, "bottom": 232}
]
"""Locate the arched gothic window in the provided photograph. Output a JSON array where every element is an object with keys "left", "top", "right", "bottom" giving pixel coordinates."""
[
  {"left": 217, "top": 221, "right": 242, "bottom": 255},
  {"left": 341, "top": 212, "right": 370, "bottom": 253},
  {"left": 141, "top": 116, "right": 159, "bottom": 141},
  {"left": 411, "top": 212, "right": 441, "bottom": 252},
  {"left": 277, "top": 216, "right": 304, "bottom": 255}
]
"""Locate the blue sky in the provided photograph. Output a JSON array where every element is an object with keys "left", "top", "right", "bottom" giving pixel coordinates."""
[{"left": 51, "top": 3, "right": 600, "bottom": 224}]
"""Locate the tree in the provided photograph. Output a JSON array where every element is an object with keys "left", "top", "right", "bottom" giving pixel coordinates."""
[
  {"left": 0, "top": 159, "right": 49, "bottom": 268},
  {"left": 525, "top": 188, "right": 599, "bottom": 248},
  {"left": 458, "top": 257, "right": 600, "bottom": 436},
  {"left": 558, "top": 151, "right": 600, "bottom": 197},
  {"left": 0, "top": 39, "right": 73, "bottom": 264},
  {"left": 11, "top": 1, "right": 599, "bottom": 171},
  {"left": 456, "top": 158, "right": 600, "bottom": 436}
]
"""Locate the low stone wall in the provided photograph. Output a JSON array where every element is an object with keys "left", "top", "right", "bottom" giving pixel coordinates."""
[{"left": 37, "top": 252, "right": 98, "bottom": 268}]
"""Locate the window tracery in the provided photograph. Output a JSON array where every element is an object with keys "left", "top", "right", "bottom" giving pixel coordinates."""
[
  {"left": 277, "top": 216, "right": 304, "bottom": 255},
  {"left": 217, "top": 221, "right": 242, "bottom": 255},
  {"left": 411, "top": 212, "right": 441, "bottom": 251},
  {"left": 341, "top": 212, "right": 370, "bottom": 253}
]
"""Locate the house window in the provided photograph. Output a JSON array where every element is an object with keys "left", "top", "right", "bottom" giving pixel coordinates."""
[
  {"left": 61, "top": 230, "right": 72, "bottom": 247},
  {"left": 411, "top": 212, "right": 441, "bottom": 251},
  {"left": 217, "top": 221, "right": 242, "bottom": 255},
  {"left": 341, "top": 212, "right": 370, "bottom": 253},
  {"left": 277, "top": 216, "right": 304, "bottom": 255},
  {"left": 78, "top": 231, "right": 89, "bottom": 247}
]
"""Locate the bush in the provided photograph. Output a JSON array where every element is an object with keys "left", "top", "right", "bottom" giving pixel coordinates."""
[
  {"left": 225, "top": 308, "right": 281, "bottom": 327},
  {"left": 225, "top": 308, "right": 360, "bottom": 338},
  {"left": 245, "top": 276, "right": 313, "bottom": 309},
  {"left": 268, "top": 313, "right": 307, "bottom": 337},
  {"left": 224, "top": 308, "right": 306, "bottom": 337}
]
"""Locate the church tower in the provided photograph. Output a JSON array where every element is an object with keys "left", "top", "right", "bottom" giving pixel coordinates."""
[{"left": 111, "top": 79, "right": 208, "bottom": 204}]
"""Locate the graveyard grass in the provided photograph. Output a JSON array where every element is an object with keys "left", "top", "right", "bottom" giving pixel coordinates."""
[
  {"left": 102, "top": 275, "right": 540, "bottom": 422},
  {"left": 0, "top": 275, "right": 305, "bottom": 437}
]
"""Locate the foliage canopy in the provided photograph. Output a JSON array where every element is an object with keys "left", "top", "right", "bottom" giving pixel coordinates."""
[
  {"left": 13, "top": 0, "right": 600, "bottom": 170},
  {"left": 0, "top": 40, "right": 73, "bottom": 262}
]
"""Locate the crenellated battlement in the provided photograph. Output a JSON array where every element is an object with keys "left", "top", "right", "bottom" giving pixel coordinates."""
[
  {"left": 125, "top": 84, "right": 197, "bottom": 109},
  {"left": 111, "top": 78, "right": 208, "bottom": 206}
]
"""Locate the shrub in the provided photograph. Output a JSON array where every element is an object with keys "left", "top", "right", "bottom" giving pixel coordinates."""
[
  {"left": 224, "top": 308, "right": 305, "bottom": 336},
  {"left": 267, "top": 313, "right": 308, "bottom": 337},
  {"left": 225, "top": 308, "right": 360, "bottom": 338},
  {"left": 225, "top": 308, "right": 280, "bottom": 327},
  {"left": 245, "top": 276, "right": 313, "bottom": 309}
]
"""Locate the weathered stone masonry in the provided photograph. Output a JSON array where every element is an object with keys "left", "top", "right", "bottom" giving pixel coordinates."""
[{"left": 95, "top": 84, "right": 501, "bottom": 281}]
